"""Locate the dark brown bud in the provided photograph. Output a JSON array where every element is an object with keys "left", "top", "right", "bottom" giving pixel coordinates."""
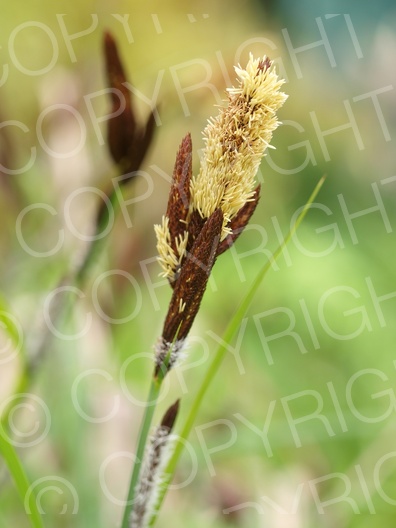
[
  {"left": 186, "top": 209, "right": 206, "bottom": 252},
  {"left": 166, "top": 133, "right": 192, "bottom": 224},
  {"left": 103, "top": 31, "right": 136, "bottom": 164},
  {"left": 160, "top": 399, "right": 180, "bottom": 432},
  {"left": 134, "top": 109, "right": 157, "bottom": 168},
  {"left": 165, "top": 134, "right": 193, "bottom": 276},
  {"left": 162, "top": 208, "right": 223, "bottom": 344}
]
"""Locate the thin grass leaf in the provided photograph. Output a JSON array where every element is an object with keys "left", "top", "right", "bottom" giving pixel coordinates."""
[
  {"left": 0, "top": 296, "right": 44, "bottom": 527},
  {"left": 0, "top": 434, "right": 44, "bottom": 528},
  {"left": 0, "top": 297, "right": 22, "bottom": 347},
  {"left": 148, "top": 175, "right": 327, "bottom": 526},
  {"left": 0, "top": 295, "right": 29, "bottom": 425}
]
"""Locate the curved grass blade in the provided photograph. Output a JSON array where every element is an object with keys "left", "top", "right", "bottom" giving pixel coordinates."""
[
  {"left": 0, "top": 434, "right": 45, "bottom": 528},
  {"left": 0, "top": 295, "right": 29, "bottom": 425},
  {"left": 0, "top": 296, "right": 44, "bottom": 528}
]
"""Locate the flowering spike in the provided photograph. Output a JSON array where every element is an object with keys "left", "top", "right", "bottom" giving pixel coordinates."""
[
  {"left": 190, "top": 54, "right": 287, "bottom": 239},
  {"left": 154, "top": 55, "right": 287, "bottom": 378},
  {"left": 130, "top": 401, "right": 179, "bottom": 528}
]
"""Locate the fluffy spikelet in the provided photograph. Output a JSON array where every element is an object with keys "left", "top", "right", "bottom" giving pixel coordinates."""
[
  {"left": 190, "top": 54, "right": 287, "bottom": 239},
  {"left": 130, "top": 401, "right": 179, "bottom": 528},
  {"left": 154, "top": 217, "right": 188, "bottom": 280},
  {"left": 154, "top": 337, "right": 187, "bottom": 376}
]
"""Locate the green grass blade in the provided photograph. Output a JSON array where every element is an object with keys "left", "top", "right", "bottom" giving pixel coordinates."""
[
  {"left": 148, "top": 175, "right": 327, "bottom": 526},
  {"left": 0, "top": 296, "right": 44, "bottom": 527},
  {"left": 0, "top": 295, "right": 29, "bottom": 425},
  {"left": 0, "top": 434, "right": 45, "bottom": 528},
  {"left": 0, "top": 296, "right": 23, "bottom": 347}
]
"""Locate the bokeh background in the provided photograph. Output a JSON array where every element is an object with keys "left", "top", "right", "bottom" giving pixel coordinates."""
[{"left": 1, "top": 1, "right": 396, "bottom": 527}]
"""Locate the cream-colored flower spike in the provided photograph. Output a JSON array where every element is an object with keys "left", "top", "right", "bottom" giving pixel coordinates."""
[
  {"left": 155, "top": 55, "right": 287, "bottom": 283},
  {"left": 190, "top": 54, "right": 287, "bottom": 238}
]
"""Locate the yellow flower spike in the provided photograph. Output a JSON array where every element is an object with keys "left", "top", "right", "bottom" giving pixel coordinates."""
[{"left": 190, "top": 54, "right": 288, "bottom": 239}]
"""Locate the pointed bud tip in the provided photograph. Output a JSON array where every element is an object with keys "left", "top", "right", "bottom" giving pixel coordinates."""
[
  {"left": 182, "top": 132, "right": 192, "bottom": 147},
  {"left": 161, "top": 399, "right": 180, "bottom": 431},
  {"left": 103, "top": 30, "right": 116, "bottom": 51}
]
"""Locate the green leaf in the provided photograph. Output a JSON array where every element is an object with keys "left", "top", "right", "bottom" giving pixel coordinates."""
[
  {"left": 0, "top": 294, "right": 29, "bottom": 425},
  {"left": 0, "top": 295, "right": 44, "bottom": 528},
  {"left": 0, "top": 419, "right": 45, "bottom": 528},
  {"left": 0, "top": 294, "right": 24, "bottom": 358}
]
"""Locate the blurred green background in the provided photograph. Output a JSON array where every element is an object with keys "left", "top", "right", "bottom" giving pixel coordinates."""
[{"left": 1, "top": 1, "right": 396, "bottom": 527}]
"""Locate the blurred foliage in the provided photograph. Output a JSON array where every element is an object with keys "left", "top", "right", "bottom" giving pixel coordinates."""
[{"left": 1, "top": 1, "right": 396, "bottom": 527}]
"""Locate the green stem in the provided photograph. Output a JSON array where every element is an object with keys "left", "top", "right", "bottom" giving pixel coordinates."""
[
  {"left": 120, "top": 324, "right": 183, "bottom": 528},
  {"left": 0, "top": 433, "right": 45, "bottom": 528},
  {"left": 120, "top": 377, "right": 162, "bottom": 528},
  {"left": 148, "top": 175, "right": 326, "bottom": 526},
  {"left": 75, "top": 182, "right": 123, "bottom": 289}
]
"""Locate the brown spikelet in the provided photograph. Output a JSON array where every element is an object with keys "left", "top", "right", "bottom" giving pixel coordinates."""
[
  {"left": 131, "top": 401, "right": 179, "bottom": 527},
  {"left": 166, "top": 133, "right": 192, "bottom": 249},
  {"left": 186, "top": 209, "right": 206, "bottom": 252},
  {"left": 137, "top": 109, "right": 157, "bottom": 167},
  {"left": 103, "top": 31, "right": 156, "bottom": 181},
  {"left": 103, "top": 31, "right": 136, "bottom": 165},
  {"left": 162, "top": 208, "right": 223, "bottom": 344},
  {"left": 217, "top": 184, "right": 261, "bottom": 256},
  {"left": 124, "top": 108, "right": 157, "bottom": 178}
]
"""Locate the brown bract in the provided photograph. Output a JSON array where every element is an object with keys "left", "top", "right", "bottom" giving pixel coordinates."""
[
  {"left": 160, "top": 399, "right": 180, "bottom": 431},
  {"left": 162, "top": 208, "right": 223, "bottom": 345},
  {"left": 165, "top": 133, "right": 192, "bottom": 274},
  {"left": 103, "top": 31, "right": 156, "bottom": 180}
]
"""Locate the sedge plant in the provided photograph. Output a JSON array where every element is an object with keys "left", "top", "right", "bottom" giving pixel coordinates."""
[
  {"left": 121, "top": 51, "right": 289, "bottom": 527},
  {"left": 0, "top": 31, "right": 326, "bottom": 528}
]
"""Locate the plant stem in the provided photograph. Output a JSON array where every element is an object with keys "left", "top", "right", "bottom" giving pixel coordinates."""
[
  {"left": 75, "top": 182, "right": 123, "bottom": 289},
  {"left": 148, "top": 175, "right": 327, "bottom": 526},
  {"left": 121, "top": 376, "right": 162, "bottom": 528}
]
